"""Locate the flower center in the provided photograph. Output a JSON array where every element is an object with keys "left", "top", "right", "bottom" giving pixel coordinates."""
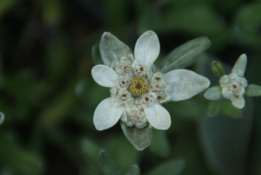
[{"left": 129, "top": 77, "right": 148, "bottom": 96}]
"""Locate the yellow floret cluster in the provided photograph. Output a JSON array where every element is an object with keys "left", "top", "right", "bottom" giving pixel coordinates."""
[{"left": 129, "top": 77, "right": 148, "bottom": 96}]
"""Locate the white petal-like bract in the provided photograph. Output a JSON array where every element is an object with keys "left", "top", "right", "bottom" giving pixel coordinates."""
[
  {"left": 134, "top": 31, "right": 160, "bottom": 67},
  {"left": 91, "top": 65, "right": 118, "bottom": 87},
  {"left": 164, "top": 69, "right": 210, "bottom": 101},
  {"left": 232, "top": 54, "right": 247, "bottom": 77},
  {"left": 144, "top": 103, "right": 171, "bottom": 130},
  {"left": 204, "top": 86, "right": 222, "bottom": 100},
  {"left": 93, "top": 97, "right": 124, "bottom": 130},
  {"left": 100, "top": 32, "right": 132, "bottom": 66},
  {"left": 232, "top": 98, "right": 245, "bottom": 109}
]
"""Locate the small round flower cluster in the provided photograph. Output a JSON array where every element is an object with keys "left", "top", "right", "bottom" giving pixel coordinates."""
[
  {"left": 110, "top": 56, "right": 169, "bottom": 129},
  {"left": 220, "top": 73, "right": 247, "bottom": 106}
]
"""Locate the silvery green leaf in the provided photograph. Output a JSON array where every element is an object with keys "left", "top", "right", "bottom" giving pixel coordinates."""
[
  {"left": 207, "top": 100, "right": 222, "bottom": 117},
  {"left": 149, "top": 130, "right": 170, "bottom": 157},
  {"left": 99, "top": 150, "right": 122, "bottom": 175},
  {"left": 245, "top": 84, "right": 261, "bottom": 97},
  {"left": 92, "top": 44, "right": 103, "bottom": 65},
  {"left": 121, "top": 122, "right": 152, "bottom": 151},
  {"left": 232, "top": 54, "right": 247, "bottom": 77},
  {"left": 211, "top": 61, "right": 226, "bottom": 78},
  {"left": 100, "top": 32, "right": 132, "bottom": 66},
  {"left": 204, "top": 86, "right": 222, "bottom": 100},
  {"left": 146, "top": 159, "right": 185, "bottom": 175},
  {"left": 126, "top": 165, "right": 140, "bottom": 175},
  {"left": 158, "top": 36, "right": 211, "bottom": 71}
]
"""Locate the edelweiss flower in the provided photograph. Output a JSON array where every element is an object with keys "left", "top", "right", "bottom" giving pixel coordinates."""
[
  {"left": 204, "top": 54, "right": 248, "bottom": 108},
  {"left": 92, "top": 31, "right": 210, "bottom": 131}
]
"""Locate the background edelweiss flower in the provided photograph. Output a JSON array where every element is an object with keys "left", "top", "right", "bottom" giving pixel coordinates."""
[
  {"left": 91, "top": 30, "right": 210, "bottom": 131},
  {"left": 204, "top": 54, "right": 261, "bottom": 109},
  {"left": 0, "top": 112, "right": 4, "bottom": 125}
]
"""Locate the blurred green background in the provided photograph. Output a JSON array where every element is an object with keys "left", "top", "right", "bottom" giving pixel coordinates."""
[{"left": 0, "top": 0, "right": 261, "bottom": 174}]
